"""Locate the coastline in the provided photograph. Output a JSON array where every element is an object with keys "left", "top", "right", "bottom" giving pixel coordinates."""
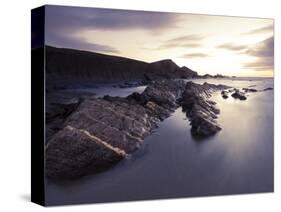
[{"left": 45, "top": 77, "right": 273, "bottom": 205}]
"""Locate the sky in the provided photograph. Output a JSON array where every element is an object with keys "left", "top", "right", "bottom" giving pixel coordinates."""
[{"left": 44, "top": 5, "right": 274, "bottom": 77}]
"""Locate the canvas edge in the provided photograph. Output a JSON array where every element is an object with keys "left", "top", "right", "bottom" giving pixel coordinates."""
[{"left": 31, "top": 5, "right": 46, "bottom": 206}]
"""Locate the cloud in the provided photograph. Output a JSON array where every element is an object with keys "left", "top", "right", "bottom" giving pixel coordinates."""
[
  {"left": 44, "top": 5, "right": 181, "bottom": 53},
  {"left": 45, "top": 5, "right": 179, "bottom": 33},
  {"left": 242, "top": 24, "right": 273, "bottom": 35},
  {"left": 166, "top": 35, "right": 203, "bottom": 43},
  {"left": 47, "top": 33, "right": 120, "bottom": 54},
  {"left": 242, "top": 59, "right": 273, "bottom": 71},
  {"left": 242, "top": 36, "right": 274, "bottom": 71},
  {"left": 216, "top": 36, "right": 274, "bottom": 71},
  {"left": 180, "top": 53, "right": 209, "bottom": 58},
  {"left": 155, "top": 34, "right": 203, "bottom": 50},
  {"left": 246, "top": 36, "right": 273, "bottom": 58},
  {"left": 158, "top": 43, "right": 201, "bottom": 49},
  {"left": 217, "top": 43, "right": 247, "bottom": 51}
]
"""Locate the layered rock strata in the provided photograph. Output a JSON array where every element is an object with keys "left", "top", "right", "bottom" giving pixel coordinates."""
[{"left": 46, "top": 80, "right": 228, "bottom": 178}]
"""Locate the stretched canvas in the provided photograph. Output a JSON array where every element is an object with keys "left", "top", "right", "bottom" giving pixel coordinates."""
[{"left": 31, "top": 5, "right": 274, "bottom": 206}]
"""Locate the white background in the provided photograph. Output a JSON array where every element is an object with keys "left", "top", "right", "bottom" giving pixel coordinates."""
[{"left": 0, "top": 0, "right": 280, "bottom": 210}]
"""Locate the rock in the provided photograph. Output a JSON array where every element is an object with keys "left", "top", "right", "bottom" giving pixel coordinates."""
[
  {"left": 242, "top": 88, "right": 257, "bottom": 92},
  {"left": 46, "top": 80, "right": 185, "bottom": 178},
  {"left": 180, "top": 66, "right": 198, "bottom": 78},
  {"left": 190, "top": 115, "right": 221, "bottom": 137},
  {"left": 46, "top": 97, "right": 152, "bottom": 179},
  {"left": 249, "top": 88, "right": 258, "bottom": 92},
  {"left": 140, "top": 80, "right": 186, "bottom": 109},
  {"left": 46, "top": 80, "right": 230, "bottom": 178},
  {"left": 200, "top": 73, "right": 229, "bottom": 79},
  {"left": 213, "top": 74, "right": 227, "bottom": 78},
  {"left": 65, "top": 97, "right": 152, "bottom": 153},
  {"left": 46, "top": 126, "right": 126, "bottom": 179},
  {"left": 45, "top": 91, "right": 91, "bottom": 141},
  {"left": 221, "top": 90, "right": 228, "bottom": 99},
  {"left": 263, "top": 87, "right": 273, "bottom": 91},
  {"left": 117, "top": 81, "right": 144, "bottom": 88},
  {"left": 231, "top": 90, "right": 247, "bottom": 100},
  {"left": 201, "top": 74, "right": 212, "bottom": 79},
  {"left": 206, "top": 100, "right": 216, "bottom": 105},
  {"left": 181, "top": 82, "right": 227, "bottom": 137},
  {"left": 148, "top": 60, "right": 198, "bottom": 80}
]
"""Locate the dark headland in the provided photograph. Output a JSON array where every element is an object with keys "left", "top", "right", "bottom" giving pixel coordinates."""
[{"left": 42, "top": 46, "right": 197, "bottom": 90}]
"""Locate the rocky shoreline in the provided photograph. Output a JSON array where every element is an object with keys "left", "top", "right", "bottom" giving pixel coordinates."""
[
  {"left": 45, "top": 79, "right": 273, "bottom": 179},
  {"left": 46, "top": 80, "right": 230, "bottom": 179}
]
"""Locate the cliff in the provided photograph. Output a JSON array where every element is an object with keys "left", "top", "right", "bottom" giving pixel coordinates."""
[{"left": 38, "top": 46, "right": 198, "bottom": 88}]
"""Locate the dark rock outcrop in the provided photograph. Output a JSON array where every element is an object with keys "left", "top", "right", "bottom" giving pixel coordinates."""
[
  {"left": 242, "top": 88, "right": 257, "bottom": 92},
  {"left": 200, "top": 73, "right": 229, "bottom": 79},
  {"left": 201, "top": 74, "right": 213, "bottom": 79},
  {"left": 46, "top": 125, "right": 126, "bottom": 179},
  {"left": 46, "top": 80, "right": 185, "bottom": 178},
  {"left": 180, "top": 66, "right": 198, "bottom": 78},
  {"left": 221, "top": 90, "right": 229, "bottom": 99},
  {"left": 115, "top": 81, "right": 146, "bottom": 88},
  {"left": 231, "top": 90, "right": 247, "bottom": 100},
  {"left": 213, "top": 74, "right": 228, "bottom": 78},
  {"left": 263, "top": 87, "right": 273, "bottom": 91},
  {"left": 139, "top": 80, "right": 186, "bottom": 109},
  {"left": 46, "top": 80, "right": 228, "bottom": 178},
  {"left": 181, "top": 82, "right": 229, "bottom": 137},
  {"left": 46, "top": 91, "right": 94, "bottom": 141}
]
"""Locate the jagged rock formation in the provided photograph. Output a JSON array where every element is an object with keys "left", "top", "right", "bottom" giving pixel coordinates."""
[
  {"left": 181, "top": 82, "right": 229, "bottom": 137},
  {"left": 46, "top": 80, "right": 185, "bottom": 178},
  {"left": 46, "top": 80, "right": 228, "bottom": 179},
  {"left": 43, "top": 46, "right": 197, "bottom": 89},
  {"left": 46, "top": 91, "right": 93, "bottom": 140}
]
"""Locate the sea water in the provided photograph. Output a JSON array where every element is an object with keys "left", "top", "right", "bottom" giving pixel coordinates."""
[{"left": 45, "top": 78, "right": 273, "bottom": 205}]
